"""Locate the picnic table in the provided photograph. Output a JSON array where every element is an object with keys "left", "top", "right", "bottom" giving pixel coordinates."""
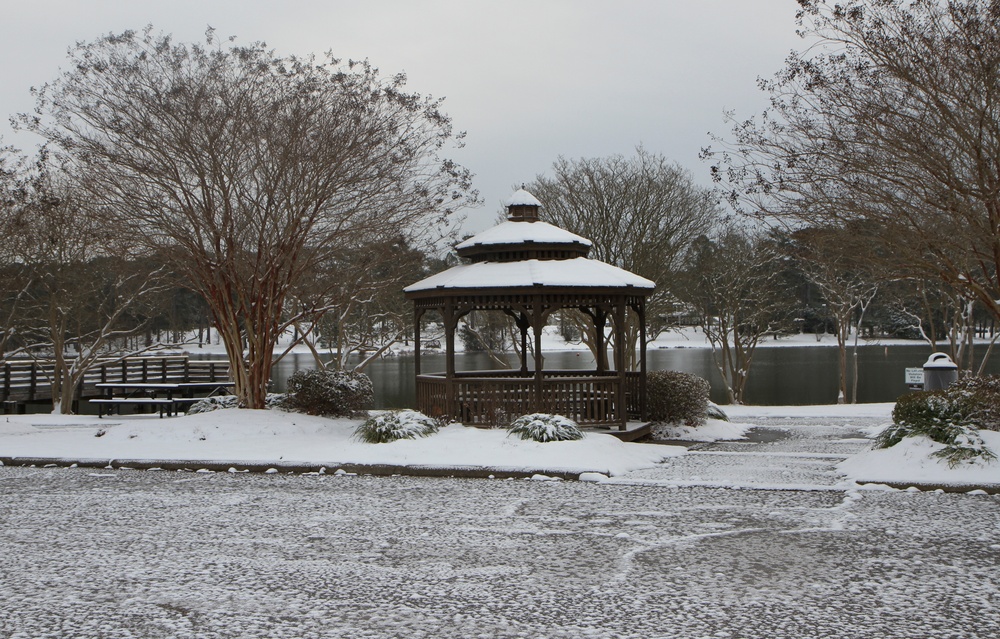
[{"left": 90, "top": 381, "right": 234, "bottom": 418}]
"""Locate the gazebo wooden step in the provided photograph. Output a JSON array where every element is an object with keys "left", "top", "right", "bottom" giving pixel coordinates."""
[{"left": 585, "top": 421, "right": 652, "bottom": 442}]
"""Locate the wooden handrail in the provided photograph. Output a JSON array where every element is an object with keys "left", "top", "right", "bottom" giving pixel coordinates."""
[{"left": 1, "top": 355, "right": 232, "bottom": 409}]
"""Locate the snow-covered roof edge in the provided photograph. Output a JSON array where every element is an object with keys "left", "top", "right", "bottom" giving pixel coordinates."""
[
  {"left": 404, "top": 257, "right": 655, "bottom": 293},
  {"left": 505, "top": 188, "right": 542, "bottom": 207},
  {"left": 456, "top": 220, "right": 592, "bottom": 250}
]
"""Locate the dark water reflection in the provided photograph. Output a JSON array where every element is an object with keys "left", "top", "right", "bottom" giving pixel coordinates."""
[{"left": 247, "top": 343, "right": 1000, "bottom": 407}]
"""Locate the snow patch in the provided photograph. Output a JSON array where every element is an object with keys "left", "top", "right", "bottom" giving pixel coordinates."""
[
  {"left": 0, "top": 409, "right": 677, "bottom": 477},
  {"left": 652, "top": 419, "right": 752, "bottom": 442},
  {"left": 839, "top": 430, "right": 1000, "bottom": 486}
]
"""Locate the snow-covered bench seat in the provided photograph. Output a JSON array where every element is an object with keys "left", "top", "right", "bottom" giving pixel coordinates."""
[{"left": 89, "top": 397, "right": 176, "bottom": 418}]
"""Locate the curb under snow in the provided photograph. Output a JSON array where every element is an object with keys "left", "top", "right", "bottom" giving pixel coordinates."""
[
  {"left": 0, "top": 456, "right": 594, "bottom": 481},
  {"left": 3, "top": 456, "right": 1000, "bottom": 493}
]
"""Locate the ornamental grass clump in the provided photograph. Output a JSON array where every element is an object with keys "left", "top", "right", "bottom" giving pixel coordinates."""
[
  {"left": 355, "top": 409, "right": 440, "bottom": 444},
  {"left": 877, "top": 389, "right": 997, "bottom": 467},
  {"left": 646, "top": 370, "right": 711, "bottom": 427},
  {"left": 507, "top": 414, "right": 584, "bottom": 443},
  {"left": 285, "top": 369, "right": 373, "bottom": 417}
]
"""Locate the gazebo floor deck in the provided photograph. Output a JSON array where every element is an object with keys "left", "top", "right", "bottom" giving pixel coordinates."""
[{"left": 584, "top": 421, "right": 652, "bottom": 442}]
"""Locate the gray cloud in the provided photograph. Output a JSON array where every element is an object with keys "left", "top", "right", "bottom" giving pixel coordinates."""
[{"left": 0, "top": 0, "right": 803, "bottom": 232}]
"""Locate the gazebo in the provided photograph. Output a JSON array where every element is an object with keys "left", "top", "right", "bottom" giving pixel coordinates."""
[{"left": 404, "top": 189, "right": 655, "bottom": 431}]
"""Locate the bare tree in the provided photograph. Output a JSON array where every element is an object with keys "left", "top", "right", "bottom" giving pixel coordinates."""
[
  {"left": 290, "top": 237, "right": 429, "bottom": 372},
  {"left": 706, "top": 0, "right": 1000, "bottom": 342},
  {"left": 675, "top": 224, "right": 793, "bottom": 404},
  {"left": 787, "top": 225, "right": 882, "bottom": 403},
  {"left": 890, "top": 277, "right": 991, "bottom": 372},
  {"left": 0, "top": 143, "right": 32, "bottom": 360},
  {"left": 21, "top": 27, "right": 475, "bottom": 408},
  {"left": 528, "top": 148, "right": 721, "bottom": 367},
  {"left": 9, "top": 169, "right": 167, "bottom": 414}
]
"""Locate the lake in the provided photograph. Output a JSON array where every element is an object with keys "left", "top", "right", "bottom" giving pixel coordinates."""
[{"left": 257, "top": 343, "right": 1000, "bottom": 407}]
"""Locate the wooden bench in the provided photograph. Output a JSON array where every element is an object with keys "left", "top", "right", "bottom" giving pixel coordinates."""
[{"left": 90, "top": 398, "right": 176, "bottom": 418}]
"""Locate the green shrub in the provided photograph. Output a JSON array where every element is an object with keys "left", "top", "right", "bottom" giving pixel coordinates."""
[
  {"left": 507, "top": 413, "right": 584, "bottom": 442},
  {"left": 879, "top": 390, "right": 996, "bottom": 467},
  {"left": 285, "top": 369, "right": 373, "bottom": 417},
  {"left": 646, "top": 370, "right": 711, "bottom": 427},
  {"left": 355, "top": 409, "right": 439, "bottom": 443},
  {"left": 892, "top": 390, "right": 973, "bottom": 443},
  {"left": 948, "top": 374, "right": 1000, "bottom": 432}
]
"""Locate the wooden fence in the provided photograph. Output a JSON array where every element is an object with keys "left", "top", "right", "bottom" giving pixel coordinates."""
[{"left": 1, "top": 356, "right": 231, "bottom": 411}]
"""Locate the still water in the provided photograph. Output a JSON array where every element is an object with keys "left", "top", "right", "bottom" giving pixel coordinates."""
[{"left": 258, "top": 344, "right": 1000, "bottom": 407}]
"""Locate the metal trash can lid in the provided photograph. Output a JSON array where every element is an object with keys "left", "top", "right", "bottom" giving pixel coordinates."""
[{"left": 924, "top": 352, "right": 958, "bottom": 369}]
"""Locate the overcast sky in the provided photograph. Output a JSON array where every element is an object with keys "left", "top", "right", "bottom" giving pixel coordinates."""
[{"left": 2, "top": 0, "right": 804, "bottom": 233}]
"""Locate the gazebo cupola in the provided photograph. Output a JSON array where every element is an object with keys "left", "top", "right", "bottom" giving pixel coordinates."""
[
  {"left": 454, "top": 189, "right": 592, "bottom": 264},
  {"left": 405, "top": 188, "right": 655, "bottom": 432},
  {"left": 506, "top": 187, "right": 542, "bottom": 221}
]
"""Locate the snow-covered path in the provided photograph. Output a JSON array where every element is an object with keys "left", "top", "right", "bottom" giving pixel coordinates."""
[
  {"left": 2, "top": 447, "right": 997, "bottom": 639},
  {"left": 624, "top": 418, "right": 874, "bottom": 491}
]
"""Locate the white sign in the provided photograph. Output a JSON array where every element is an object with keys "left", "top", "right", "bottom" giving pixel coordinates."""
[{"left": 905, "top": 368, "right": 924, "bottom": 385}]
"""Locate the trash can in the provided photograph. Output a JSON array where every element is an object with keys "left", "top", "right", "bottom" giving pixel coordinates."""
[{"left": 923, "top": 353, "right": 958, "bottom": 391}]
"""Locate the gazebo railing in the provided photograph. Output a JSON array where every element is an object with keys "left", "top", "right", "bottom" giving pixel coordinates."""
[
  {"left": 451, "top": 369, "right": 613, "bottom": 378},
  {"left": 415, "top": 374, "right": 449, "bottom": 420},
  {"left": 625, "top": 371, "right": 642, "bottom": 418},
  {"left": 416, "top": 369, "right": 638, "bottom": 428}
]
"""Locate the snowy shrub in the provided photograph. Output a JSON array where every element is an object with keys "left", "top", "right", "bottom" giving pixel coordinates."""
[
  {"left": 646, "top": 371, "right": 711, "bottom": 427},
  {"left": 879, "top": 391, "right": 997, "bottom": 467},
  {"left": 186, "top": 394, "right": 288, "bottom": 413},
  {"left": 705, "top": 402, "right": 729, "bottom": 422},
  {"left": 355, "top": 409, "right": 439, "bottom": 444},
  {"left": 285, "top": 369, "right": 374, "bottom": 417},
  {"left": 507, "top": 413, "right": 583, "bottom": 443},
  {"left": 187, "top": 395, "right": 240, "bottom": 414},
  {"left": 948, "top": 375, "right": 1000, "bottom": 432}
]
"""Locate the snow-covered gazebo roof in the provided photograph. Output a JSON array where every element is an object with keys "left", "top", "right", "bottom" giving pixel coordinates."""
[
  {"left": 406, "top": 188, "right": 653, "bottom": 295},
  {"left": 454, "top": 220, "right": 591, "bottom": 253},
  {"left": 404, "top": 257, "right": 653, "bottom": 293},
  {"left": 506, "top": 188, "right": 542, "bottom": 207}
]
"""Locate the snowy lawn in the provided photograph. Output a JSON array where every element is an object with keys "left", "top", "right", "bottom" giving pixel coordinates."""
[
  {"left": 2, "top": 401, "right": 998, "bottom": 488},
  {"left": 0, "top": 409, "right": 678, "bottom": 477},
  {"left": 839, "top": 429, "right": 1000, "bottom": 488},
  {"left": 652, "top": 418, "right": 752, "bottom": 442}
]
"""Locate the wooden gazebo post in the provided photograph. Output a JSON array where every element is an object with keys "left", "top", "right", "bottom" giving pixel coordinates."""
[
  {"left": 444, "top": 300, "right": 457, "bottom": 418},
  {"left": 637, "top": 301, "right": 648, "bottom": 420},
  {"left": 533, "top": 305, "right": 544, "bottom": 409},
  {"left": 413, "top": 308, "right": 423, "bottom": 377}
]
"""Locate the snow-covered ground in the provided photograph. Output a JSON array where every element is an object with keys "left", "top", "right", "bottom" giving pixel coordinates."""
[
  {"left": 2, "top": 402, "right": 997, "bottom": 490},
  {"left": 2, "top": 403, "right": 998, "bottom": 638},
  {"left": 1, "top": 463, "right": 996, "bottom": 638},
  {"left": 724, "top": 403, "right": 1000, "bottom": 490},
  {"left": 0, "top": 409, "right": 678, "bottom": 477}
]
